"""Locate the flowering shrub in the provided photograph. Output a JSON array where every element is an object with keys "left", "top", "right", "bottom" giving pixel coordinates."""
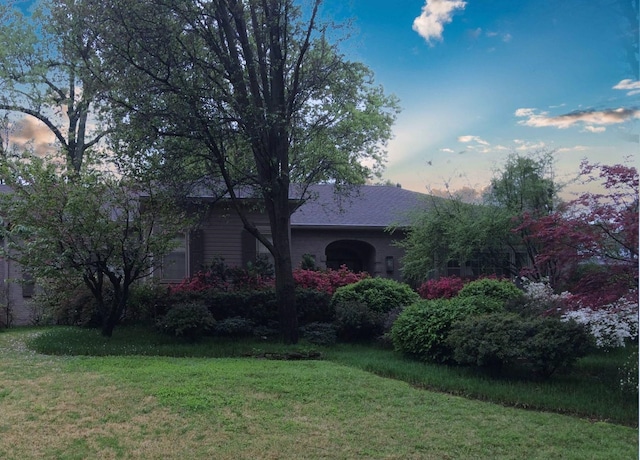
[
  {"left": 417, "top": 276, "right": 467, "bottom": 299},
  {"left": 562, "top": 293, "right": 639, "bottom": 348},
  {"left": 168, "top": 258, "right": 274, "bottom": 294},
  {"left": 292, "top": 265, "right": 369, "bottom": 295}
]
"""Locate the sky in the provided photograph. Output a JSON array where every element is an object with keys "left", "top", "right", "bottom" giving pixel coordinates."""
[
  {"left": 319, "top": 0, "right": 640, "bottom": 198},
  {"left": 7, "top": 0, "right": 640, "bottom": 200}
]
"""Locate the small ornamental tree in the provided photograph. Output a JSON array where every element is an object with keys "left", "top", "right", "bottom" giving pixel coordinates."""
[
  {"left": 0, "top": 154, "right": 185, "bottom": 336},
  {"left": 519, "top": 160, "right": 638, "bottom": 306}
]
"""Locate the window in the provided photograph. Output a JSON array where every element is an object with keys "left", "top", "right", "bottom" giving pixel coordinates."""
[
  {"left": 162, "top": 234, "right": 188, "bottom": 281},
  {"left": 256, "top": 234, "right": 274, "bottom": 266}
]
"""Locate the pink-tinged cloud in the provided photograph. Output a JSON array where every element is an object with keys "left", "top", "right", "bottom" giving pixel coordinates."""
[
  {"left": 413, "top": 0, "right": 466, "bottom": 45},
  {"left": 11, "top": 117, "right": 56, "bottom": 156},
  {"left": 515, "top": 107, "right": 640, "bottom": 130},
  {"left": 458, "top": 135, "right": 489, "bottom": 145},
  {"left": 613, "top": 79, "right": 640, "bottom": 96}
]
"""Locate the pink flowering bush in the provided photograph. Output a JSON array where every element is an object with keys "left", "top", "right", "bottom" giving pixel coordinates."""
[{"left": 292, "top": 265, "right": 369, "bottom": 295}]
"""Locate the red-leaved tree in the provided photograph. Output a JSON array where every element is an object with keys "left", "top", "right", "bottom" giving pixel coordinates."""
[{"left": 518, "top": 160, "right": 638, "bottom": 307}]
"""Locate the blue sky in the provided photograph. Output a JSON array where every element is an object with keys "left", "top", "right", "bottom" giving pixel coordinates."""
[
  {"left": 10, "top": 0, "right": 639, "bottom": 198},
  {"left": 320, "top": 0, "right": 639, "bottom": 197}
]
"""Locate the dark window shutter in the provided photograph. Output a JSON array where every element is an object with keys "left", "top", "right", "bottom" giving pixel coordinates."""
[
  {"left": 22, "top": 271, "right": 35, "bottom": 298},
  {"left": 241, "top": 229, "right": 257, "bottom": 267},
  {"left": 189, "top": 229, "right": 205, "bottom": 275}
]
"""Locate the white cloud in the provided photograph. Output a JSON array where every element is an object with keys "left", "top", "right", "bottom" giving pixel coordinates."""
[
  {"left": 440, "top": 147, "right": 455, "bottom": 153},
  {"left": 515, "top": 107, "right": 640, "bottom": 130},
  {"left": 413, "top": 0, "right": 467, "bottom": 45},
  {"left": 458, "top": 135, "right": 489, "bottom": 145},
  {"left": 583, "top": 125, "right": 606, "bottom": 133},
  {"left": 502, "top": 33, "right": 512, "bottom": 43},
  {"left": 613, "top": 79, "right": 640, "bottom": 96},
  {"left": 557, "top": 145, "right": 588, "bottom": 152}
]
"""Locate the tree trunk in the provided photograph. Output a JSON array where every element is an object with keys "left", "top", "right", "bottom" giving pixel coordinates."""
[{"left": 269, "top": 189, "right": 299, "bottom": 344}]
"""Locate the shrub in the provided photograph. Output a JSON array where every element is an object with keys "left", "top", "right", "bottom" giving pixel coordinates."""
[
  {"left": 198, "top": 289, "right": 279, "bottom": 325},
  {"left": 457, "top": 278, "right": 523, "bottom": 304},
  {"left": 169, "top": 257, "right": 275, "bottom": 294},
  {"left": 390, "top": 295, "right": 503, "bottom": 363},
  {"left": 507, "top": 278, "right": 571, "bottom": 318},
  {"left": 334, "top": 300, "right": 385, "bottom": 342},
  {"left": 125, "top": 281, "right": 169, "bottom": 323},
  {"left": 157, "top": 301, "right": 216, "bottom": 341},
  {"left": 295, "top": 288, "right": 333, "bottom": 325},
  {"left": 619, "top": 347, "right": 639, "bottom": 395},
  {"left": 562, "top": 294, "right": 639, "bottom": 348},
  {"left": 301, "top": 322, "right": 337, "bottom": 346},
  {"left": 331, "top": 277, "right": 419, "bottom": 314},
  {"left": 214, "top": 316, "right": 254, "bottom": 338},
  {"left": 293, "top": 266, "right": 369, "bottom": 295},
  {"left": 447, "top": 313, "right": 593, "bottom": 378},
  {"left": 417, "top": 276, "right": 466, "bottom": 299}
]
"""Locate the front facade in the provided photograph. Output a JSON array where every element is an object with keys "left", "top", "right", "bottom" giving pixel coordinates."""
[{"left": 1, "top": 184, "right": 430, "bottom": 325}]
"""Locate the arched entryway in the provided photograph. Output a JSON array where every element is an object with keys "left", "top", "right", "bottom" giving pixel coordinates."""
[{"left": 325, "top": 240, "right": 376, "bottom": 275}]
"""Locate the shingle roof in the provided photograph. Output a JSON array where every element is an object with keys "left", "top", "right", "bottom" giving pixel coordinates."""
[{"left": 291, "top": 184, "right": 433, "bottom": 228}]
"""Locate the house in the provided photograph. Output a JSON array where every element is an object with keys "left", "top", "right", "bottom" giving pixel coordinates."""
[
  {"left": 1, "top": 183, "right": 431, "bottom": 326},
  {"left": 160, "top": 184, "right": 432, "bottom": 282}
]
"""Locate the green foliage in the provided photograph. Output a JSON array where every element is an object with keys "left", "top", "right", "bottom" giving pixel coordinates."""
[
  {"left": 330, "top": 277, "right": 419, "bottom": 314},
  {"left": 213, "top": 317, "right": 255, "bottom": 338},
  {"left": 457, "top": 278, "right": 523, "bottom": 304},
  {"left": 334, "top": 301, "right": 386, "bottom": 342},
  {"left": 0, "top": 154, "right": 186, "bottom": 336},
  {"left": 301, "top": 322, "right": 337, "bottom": 346},
  {"left": 390, "top": 296, "right": 503, "bottom": 363},
  {"left": 447, "top": 313, "right": 593, "bottom": 377},
  {"left": 295, "top": 288, "right": 333, "bottom": 325},
  {"left": 619, "top": 347, "right": 639, "bottom": 396},
  {"left": 157, "top": 302, "right": 216, "bottom": 341},
  {"left": 489, "top": 151, "right": 557, "bottom": 215}
]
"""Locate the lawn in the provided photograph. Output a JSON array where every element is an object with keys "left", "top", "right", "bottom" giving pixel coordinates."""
[{"left": 0, "top": 327, "right": 637, "bottom": 459}]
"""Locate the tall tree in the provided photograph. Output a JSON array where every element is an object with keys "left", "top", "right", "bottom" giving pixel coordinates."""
[
  {"left": 0, "top": 153, "right": 186, "bottom": 336},
  {"left": 83, "top": 0, "right": 399, "bottom": 342},
  {"left": 0, "top": 1, "right": 111, "bottom": 172},
  {"left": 401, "top": 152, "right": 559, "bottom": 284}
]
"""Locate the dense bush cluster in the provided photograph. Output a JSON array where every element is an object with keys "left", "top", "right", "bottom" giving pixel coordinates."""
[
  {"left": 446, "top": 313, "right": 593, "bottom": 377},
  {"left": 390, "top": 296, "right": 504, "bottom": 363},
  {"left": 390, "top": 278, "right": 595, "bottom": 378}
]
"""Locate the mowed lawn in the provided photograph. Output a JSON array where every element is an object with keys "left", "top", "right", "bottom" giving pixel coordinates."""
[{"left": 0, "top": 329, "right": 637, "bottom": 460}]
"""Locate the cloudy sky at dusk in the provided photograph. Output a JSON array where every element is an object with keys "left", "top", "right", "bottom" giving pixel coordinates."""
[
  {"left": 320, "top": 0, "right": 639, "bottom": 197},
  {"left": 7, "top": 0, "right": 639, "bottom": 199}
]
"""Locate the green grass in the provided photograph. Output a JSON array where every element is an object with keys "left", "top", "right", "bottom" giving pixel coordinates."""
[
  {"left": 1, "top": 326, "right": 637, "bottom": 459},
  {"left": 28, "top": 325, "right": 639, "bottom": 426}
]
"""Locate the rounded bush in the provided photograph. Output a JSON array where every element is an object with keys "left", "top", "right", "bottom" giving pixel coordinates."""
[
  {"left": 334, "top": 300, "right": 385, "bottom": 342},
  {"left": 331, "top": 278, "right": 419, "bottom": 314},
  {"left": 214, "top": 316, "right": 254, "bottom": 338},
  {"left": 447, "top": 313, "right": 593, "bottom": 377},
  {"left": 390, "top": 295, "right": 503, "bottom": 363},
  {"left": 157, "top": 301, "right": 216, "bottom": 340},
  {"left": 457, "top": 278, "right": 523, "bottom": 304}
]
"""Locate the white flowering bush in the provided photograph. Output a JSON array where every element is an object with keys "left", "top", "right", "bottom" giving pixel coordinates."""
[
  {"left": 562, "top": 294, "right": 639, "bottom": 348},
  {"left": 521, "top": 277, "right": 571, "bottom": 306}
]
